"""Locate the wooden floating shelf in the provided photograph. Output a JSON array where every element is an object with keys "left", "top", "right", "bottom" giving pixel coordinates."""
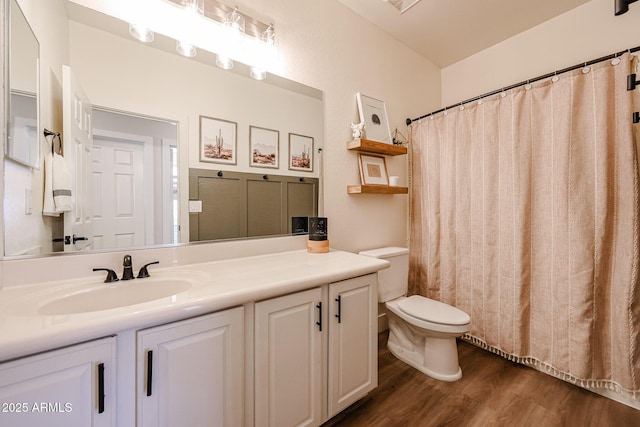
[
  {"left": 347, "top": 139, "right": 407, "bottom": 156},
  {"left": 347, "top": 185, "right": 409, "bottom": 195}
]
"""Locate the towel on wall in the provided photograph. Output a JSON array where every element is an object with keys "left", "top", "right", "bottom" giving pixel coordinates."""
[
  {"left": 42, "top": 152, "right": 58, "bottom": 217},
  {"left": 52, "top": 153, "right": 72, "bottom": 213}
]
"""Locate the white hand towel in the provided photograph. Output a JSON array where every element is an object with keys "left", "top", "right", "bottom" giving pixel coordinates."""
[
  {"left": 52, "top": 153, "right": 72, "bottom": 213},
  {"left": 42, "top": 152, "right": 59, "bottom": 217}
]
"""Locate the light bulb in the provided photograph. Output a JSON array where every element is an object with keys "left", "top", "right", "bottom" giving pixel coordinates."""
[
  {"left": 129, "top": 23, "right": 154, "bottom": 43},
  {"left": 216, "top": 54, "right": 234, "bottom": 70},
  {"left": 176, "top": 41, "right": 197, "bottom": 57},
  {"left": 250, "top": 66, "right": 266, "bottom": 80}
]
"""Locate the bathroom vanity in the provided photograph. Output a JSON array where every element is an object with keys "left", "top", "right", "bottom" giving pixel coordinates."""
[{"left": 0, "top": 249, "right": 388, "bottom": 427}]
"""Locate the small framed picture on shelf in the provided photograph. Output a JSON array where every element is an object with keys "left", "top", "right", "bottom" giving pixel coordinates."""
[
  {"left": 200, "top": 116, "right": 237, "bottom": 165},
  {"left": 288, "top": 133, "right": 314, "bottom": 172},
  {"left": 356, "top": 92, "right": 392, "bottom": 144},
  {"left": 358, "top": 154, "right": 389, "bottom": 186},
  {"left": 250, "top": 126, "right": 279, "bottom": 168}
]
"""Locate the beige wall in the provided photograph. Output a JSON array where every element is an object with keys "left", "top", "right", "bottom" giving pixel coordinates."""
[
  {"left": 442, "top": 0, "right": 640, "bottom": 106},
  {"left": 262, "top": 0, "right": 440, "bottom": 252}
]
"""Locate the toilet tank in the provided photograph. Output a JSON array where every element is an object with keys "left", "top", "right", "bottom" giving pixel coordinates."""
[{"left": 359, "top": 247, "right": 409, "bottom": 303}]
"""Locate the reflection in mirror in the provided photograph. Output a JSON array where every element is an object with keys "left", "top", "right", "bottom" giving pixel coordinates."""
[
  {"left": 92, "top": 109, "right": 178, "bottom": 250},
  {"left": 7, "top": 0, "right": 39, "bottom": 168},
  {"left": 3, "top": 0, "right": 323, "bottom": 258}
]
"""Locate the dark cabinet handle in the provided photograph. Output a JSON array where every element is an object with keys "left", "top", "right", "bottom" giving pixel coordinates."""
[
  {"left": 335, "top": 295, "right": 342, "bottom": 323},
  {"left": 98, "top": 363, "right": 105, "bottom": 414},
  {"left": 146, "top": 350, "right": 153, "bottom": 397},
  {"left": 73, "top": 234, "right": 89, "bottom": 244},
  {"left": 316, "top": 302, "right": 322, "bottom": 331}
]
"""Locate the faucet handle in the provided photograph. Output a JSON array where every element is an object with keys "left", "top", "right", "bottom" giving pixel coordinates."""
[
  {"left": 137, "top": 261, "right": 160, "bottom": 279},
  {"left": 93, "top": 268, "right": 119, "bottom": 283}
]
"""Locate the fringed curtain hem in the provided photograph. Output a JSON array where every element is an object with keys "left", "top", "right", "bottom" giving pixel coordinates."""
[{"left": 462, "top": 334, "right": 640, "bottom": 399}]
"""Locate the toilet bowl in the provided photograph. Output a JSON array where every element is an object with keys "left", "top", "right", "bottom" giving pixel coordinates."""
[{"left": 359, "top": 247, "right": 471, "bottom": 382}]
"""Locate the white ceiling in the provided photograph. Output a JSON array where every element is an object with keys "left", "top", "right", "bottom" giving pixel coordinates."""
[{"left": 336, "top": 0, "right": 592, "bottom": 67}]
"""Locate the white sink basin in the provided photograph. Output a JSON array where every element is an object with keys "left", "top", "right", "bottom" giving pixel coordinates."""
[{"left": 37, "top": 279, "right": 193, "bottom": 315}]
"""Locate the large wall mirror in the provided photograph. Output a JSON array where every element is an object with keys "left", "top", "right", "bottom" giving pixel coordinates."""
[{"left": 3, "top": 0, "right": 323, "bottom": 258}]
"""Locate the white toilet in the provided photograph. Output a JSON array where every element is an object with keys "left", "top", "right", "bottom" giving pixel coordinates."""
[{"left": 359, "top": 247, "right": 471, "bottom": 382}]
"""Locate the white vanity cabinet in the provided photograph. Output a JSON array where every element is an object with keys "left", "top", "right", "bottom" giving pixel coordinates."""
[
  {"left": 0, "top": 337, "right": 116, "bottom": 427},
  {"left": 327, "top": 274, "right": 378, "bottom": 418},
  {"left": 136, "top": 306, "right": 244, "bottom": 427},
  {"left": 254, "top": 274, "right": 377, "bottom": 426},
  {"left": 254, "top": 287, "right": 324, "bottom": 427}
]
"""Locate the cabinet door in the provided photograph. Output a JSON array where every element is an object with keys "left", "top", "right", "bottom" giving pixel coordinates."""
[
  {"left": 0, "top": 337, "right": 116, "bottom": 427},
  {"left": 255, "top": 287, "right": 323, "bottom": 427},
  {"left": 328, "top": 274, "right": 378, "bottom": 417},
  {"left": 137, "top": 307, "right": 244, "bottom": 427}
]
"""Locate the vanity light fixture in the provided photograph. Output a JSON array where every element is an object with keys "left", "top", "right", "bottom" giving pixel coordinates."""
[
  {"left": 249, "top": 25, "right": 275, "bottom": 80},
  {"left": 126, "top": 0, "right": 277, "bottom": 78},
  {"left": 225, "top": 7, "right": 246, "bottom": 33},
  {"left": 181, "top": 0, "right": 204, "bottom": 15},
  {"left": 176, "top": 0, "right": 204, "bottom": 57},
  {"left": 216, "top": 54, "right": 234, "bottom": 70},
  {"left": 216, "top": 7, "right": 245, "bottom": 70},
  {"left": 129, "top": 23, "right": 154, "bottom": 43},
  {"left": 176, "top": 40, "right": 197, "bottom": 57},
  {"left": 250, "top": 67, "right": 266, "bottom": 80}
]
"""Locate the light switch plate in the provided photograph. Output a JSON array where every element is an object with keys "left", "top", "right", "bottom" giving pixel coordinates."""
[{"left": 189, "top": 200, "right": 203, "bottom": 213}]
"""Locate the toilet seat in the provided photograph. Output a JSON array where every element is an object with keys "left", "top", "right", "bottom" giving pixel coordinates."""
[{"left": 398, "top": 295, "right": 470, "bottom": 326}]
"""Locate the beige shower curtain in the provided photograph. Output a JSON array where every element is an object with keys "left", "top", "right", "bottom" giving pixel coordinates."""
[{"left": 409, "top": 53, "right": 640, "bottom": 393}]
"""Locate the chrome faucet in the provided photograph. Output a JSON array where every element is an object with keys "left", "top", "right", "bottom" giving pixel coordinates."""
[{"left": 122, "top": 254, "right": 135, "bottom": 280}]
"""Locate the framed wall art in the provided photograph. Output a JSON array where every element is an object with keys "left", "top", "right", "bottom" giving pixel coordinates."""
[
  {"left": 356, "top": 92, "right": 392, "bottom": 144},
  {"left": 358, "top": 154, "right": 389, "bottom": 186},
  {"left": 200, "top": 115, "right": 237, "bottom": 164},
  {"left": 250, "top": 126, "right": 279, "bottom": 168},
  {"left": 288, "top": 133, "right": 314, "bottom": 172}
]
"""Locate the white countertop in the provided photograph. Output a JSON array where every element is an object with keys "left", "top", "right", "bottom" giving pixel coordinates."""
[{"left": 0, "top": 249, "right": 388, "bottom": 362}]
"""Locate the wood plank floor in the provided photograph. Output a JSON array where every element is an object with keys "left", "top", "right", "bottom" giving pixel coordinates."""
[{"left": 326, "top": 332, "right": 640, "bottom": 427}]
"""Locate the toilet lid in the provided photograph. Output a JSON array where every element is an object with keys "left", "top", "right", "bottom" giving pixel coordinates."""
[{"left": 398, "top": 295, "right": 470, "bottom": 325}]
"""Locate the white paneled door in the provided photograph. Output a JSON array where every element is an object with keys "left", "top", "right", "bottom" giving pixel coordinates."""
[
  {"left": 92, "top": 133, "right": 147, "bottom": 249},
  {"left": 62, "top": 65, "right": 93, "bottom": 251}
]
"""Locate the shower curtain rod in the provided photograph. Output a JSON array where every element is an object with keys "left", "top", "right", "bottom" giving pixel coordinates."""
[{"left": 406, "top": 45, "right": 640, "bottom": 125}]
